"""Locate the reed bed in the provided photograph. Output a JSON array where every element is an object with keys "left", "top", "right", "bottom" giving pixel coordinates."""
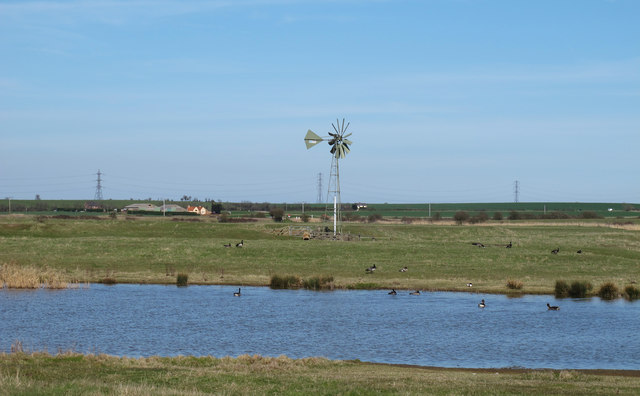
[
  {"left": 625, "top": 285, "right": 640, "bottom": 300},
  {"left": 597, "top": 282, "right": 620, "bottom": 300},
  {"left": 0, "top": 262, "right": 68, "bottom": 289}
]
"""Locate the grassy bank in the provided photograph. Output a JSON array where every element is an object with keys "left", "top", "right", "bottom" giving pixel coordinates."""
[
  {"left": 0, "top": 215, "right": 639, "bottom": 294},
  {"left": 1, "top": 352, "right": 639, "bottom": 395}
]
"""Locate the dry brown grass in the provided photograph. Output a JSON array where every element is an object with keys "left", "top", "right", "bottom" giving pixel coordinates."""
[{"left": 0, "top": 262, "right": 68, "bottom": 289}]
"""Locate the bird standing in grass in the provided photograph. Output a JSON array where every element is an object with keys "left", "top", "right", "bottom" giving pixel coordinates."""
[
  {"left": 399, "top": 267, "right": 408, "bottom": 272},
  {"left": 365, "top": 264, "right": 376, "bottom": 273},
  {"left": 223, "top": 243, "right": 231, "bottom": 248},
  {"left": 506, "top": 241, "right": 512, "bottom": 248},
  {"left": 551, "top": 248, "right": 559, "bottom": 254},
  {"left": 236, "top": 240, "right": 244, "bottom": 248}
]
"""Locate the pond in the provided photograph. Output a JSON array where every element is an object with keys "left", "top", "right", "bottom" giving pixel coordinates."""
[{"left": 1, "top": 284, "right": 639, "bottom": 370}]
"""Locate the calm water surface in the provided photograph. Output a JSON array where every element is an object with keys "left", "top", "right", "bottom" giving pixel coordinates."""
[{"left": 1, "top": 284, "right": 639, "bottom": 369}]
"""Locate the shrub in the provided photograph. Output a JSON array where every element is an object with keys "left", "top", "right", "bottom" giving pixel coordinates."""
[
  {"left": 580, "top": 211, "right": 601, "bottom": 219},
  {"left": 508, "top": 211, "right": 521, "bottom": 220},
  {"left": 401, "top": 217, "right": 415, "bottom": 224},
  {"left": 506, "top": 279, "right": 523, "bottom": 290},
  {"left": 431, "top": 212, "right": 441, "bottom": 221},
  {"left": 303, "top": 275, "right": 334, "bottom": 291},
  {"left": 102, "top": 277, "right": 117, "bottom": 285},
  {"left": 597, "top": 282, "right": 619, "bottom": 300},
  {"left": 176, "top": 273, "right": 188, "bottom": 287},
  {"left": 270, "top": 274, "right": 301, "bottom": 289},
  {"left": 453, "top": 211, "right": 469, "bottom": 225},
  {"left": 624, "top": 285, "right": 640, "bottom": 300},
  {"left": 492, "top": 212, "right": 503, "bottom": 221},
  {"left": 469, "top": 211, "right": 489, "bottom": 224},
  {"left": 301, "top": 213, "right": 310, "bottom": 223},
  {"left": 269, "top": 208, "right": 285, "bottom": 222},
  {"left": 218, "top": 213, "right": 230, "bottom": 223},
  {"left": 367, "top": 213, "right": 383, "bottom": 223},
  {"left": 568, "top": 281, "right": 592, "bottom": 298},
  {"left": 554, "top": 280, "right": 570, "bottom": 298},
  {"left": 540, "top": 211, "right": 571, "bottom": 220}
]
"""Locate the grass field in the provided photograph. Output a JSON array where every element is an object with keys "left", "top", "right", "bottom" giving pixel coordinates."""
[
  {"left": 1, "top": 199, "right": 639, "bottom": 219},
  {"left": 1, "top": 215, "right": 638, "bottom": 294},
  {"left": 1, "top": 352, "right": 639, "bottom": 395}
]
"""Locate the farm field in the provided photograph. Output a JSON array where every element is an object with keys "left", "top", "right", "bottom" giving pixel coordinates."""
[
  {"left": 1, "top": 215, "right": 638, "bottom": 294},
  {"left": 1, "top": 200, "right": 639, "bottom": 219}
]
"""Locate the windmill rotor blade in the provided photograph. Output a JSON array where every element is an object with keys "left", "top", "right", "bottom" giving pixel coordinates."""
[
  {"left": 343, "top": 132, "right": 352, "bottom": 138},
  {"left": 343, "top": 138, "right": 352, "bottom": 145},
  {"left": 304, "top": 130, "right": 324, "bottom": 149},
  {"left": 330, "top": 145, "right": 337, "bottom": 155},
  {"left": 341, "top": 118, "right": 346, "bottom": 134},
  {"left": 332, "top": 122, "right": 340, "bottom": 135},
  {"left": 344, "top": 122, "right": 350, "bottom": 133}
]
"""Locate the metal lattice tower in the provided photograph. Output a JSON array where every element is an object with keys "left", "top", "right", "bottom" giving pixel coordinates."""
[
  {"left": 316, "top": 173, "right": 323, "bottom": 203},
  {"left": 94, "top": 170, "right": 103, "bottom": 201},
  {"left": 326, "top": 156, "right": 342, "bottom": 234},
  {"left": 514, "top": 180, "right": 519, "bottom": 203}
]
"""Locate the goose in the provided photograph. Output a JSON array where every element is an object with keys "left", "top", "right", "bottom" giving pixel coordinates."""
[
  {"left": 472, "top": 242, "right": 485, "bottom": 248},
  {"left": 478, "top": 299, "right": 486, "bottom": 308},
  {"left": 233, "top": 288, "right": 241, "bottom": 297},
  {"left": 236, "top": 240, "right": 244, "bottom": 248},
  {"left": 551, "top": 247, "right": 559, "bottom": 255},
  {"left": 409, "top": 290, "right": 421, "bottom": 296},
  {"left": 223, "top": 243, "right": 232, "bottom": 248},
  {"left": 388, "top": 289, "right": 397, "bottom": 295},
  {"left": 399, "top": 267, "right": 408, "bottom": 272},
  {"left": 547, "top": 303, "right": 559, "bottom": 311},
  {"left": 365, "top": 264, "right": 376, "bottom": 273},
  {"left": 466, "top": 282, "right": 473, "bottom": 287},
  {"left": 577, "top": 249, "right": 582, "bottom": 254},
  {"left": 506, "top": 241, "right": 512, "bottom": 248}
]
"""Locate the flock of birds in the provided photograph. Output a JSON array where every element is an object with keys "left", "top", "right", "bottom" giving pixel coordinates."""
[
  {"left": 383, "top": 293, "right": 559, "bottom": 311},
  {"left": 224, "top": 240, "right": 244, "bottom": 248},
  {"left": 226, "top": 238, "right": 564, "bottom": 309},
  {"left": 374, "top": 241, "right": 564, "bottom": 310},
  {"left": 472, "top": 241, "right": 583, "bottom": 255}
]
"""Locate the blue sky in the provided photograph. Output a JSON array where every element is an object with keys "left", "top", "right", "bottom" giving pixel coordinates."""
[{"left": 1, "top": 0, "right": 638, "bottom": 203}]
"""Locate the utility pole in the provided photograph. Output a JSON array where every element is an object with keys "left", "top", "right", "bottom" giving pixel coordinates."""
[
  {"left": 514, "top": 180, "right": 520, "bottom": 203},
  {"left": 316, "top": 173, "right": 323, "bottom": 204}
]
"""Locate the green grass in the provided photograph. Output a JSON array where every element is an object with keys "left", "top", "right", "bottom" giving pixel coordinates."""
[
  {"left": 1, "top": 352, "right": 639, "bottom": 395},
  {"left": 0, "top": 215, "right": 639, "bottom": 293}
]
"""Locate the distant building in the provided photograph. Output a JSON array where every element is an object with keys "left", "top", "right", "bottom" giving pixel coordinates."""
[
  {"left": 187, "top": 205, "right": 210, "bottom": 215},
  {"left": 123, "top": 203, "right": 159, "bottom": 212},
  {"left": 159, "top": 204, "right": 187, "bottom": 213},
  {"left": 84, "top": 201, "right": 103, "bottom": 210}
]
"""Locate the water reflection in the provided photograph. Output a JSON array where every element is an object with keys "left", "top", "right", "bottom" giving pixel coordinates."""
[{"left": 1, "top": 284, "right": 639, "bottom": 369}]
